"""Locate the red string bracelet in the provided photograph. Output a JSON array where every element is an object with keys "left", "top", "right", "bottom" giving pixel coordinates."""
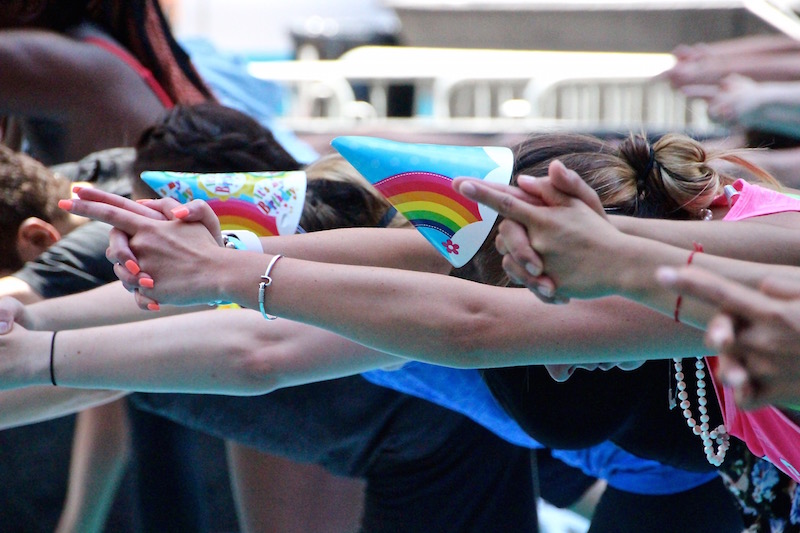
[{"left": 674, "top": 242, "right": 704, "bottom": 323}]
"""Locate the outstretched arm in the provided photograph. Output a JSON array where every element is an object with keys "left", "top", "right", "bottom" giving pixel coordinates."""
[
  {"left": 454, "top": 160, "right": 800, "bottom": 329},
  {"left": 61, "top": 188, "right": 710, "bottom": 369},
  {"left": 0, "top": 386, "right": 124, "bottom": 430},
  {"left": 0, "top": 307, "right": 400, "bottom": 394}
]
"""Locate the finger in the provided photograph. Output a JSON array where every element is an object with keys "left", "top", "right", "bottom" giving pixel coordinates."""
[
  {"left": 544, "top": 160, "right": 606, "bottom": 217},
  {"left": 759, "top": 276, "right": 800, "bottom": 300},
  {"left": 501, "top": 254, "right": 533, "bottom": 287},
  {"left": 177, "top": 200, "right": 223, "bottom": 246},
  {"left": 715, "top": 352, "right": 748, "bottom": 389},
  {"left": 113, "top": 263, "right": 142, "bottom": 289},
  {"left": 497, "top": 219, "right": 543, "bottom": 276},
  {"left": 72, "top": 188, "right": 166, "bottom": 220},
  {"left": 453, "top": 177, "right": 539, "bottom": 204},
  {"left": 61, "top": 198, "right": 157, "bottom": 236},
  {"left": 495, "top": 233, "right": 509, "bottom": 256},
  {"left": 657, "top": 265, "right": 775, "bottom": 321},
  {"left": 504, "top": 163, "right": 580, "bottom": 209},
  {"left": 501, "top": 256, "right": 560, "bottom": 303},
  {"left": 131, "top": 197, "right": 185, "bottom": 220},
  {"left": 106, "top": 228, "right": 138, "bottom": 266},
  {"left": 134, "top": 290, "right": 161, "bottom": 312},
  {"left": 454, "top": 178, "right": 545, "bottom": 223},
  {"left": 0, "top": 298, "right": 22, "bottom": 334},
  {"left": 705, "top": 313, "right": 735, "bottom": 352}
]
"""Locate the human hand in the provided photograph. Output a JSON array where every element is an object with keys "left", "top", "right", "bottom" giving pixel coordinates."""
[
  {"left": 659, "top": 56, "right": 725, "bottom": 90},
  {"left": 657, "top": 265, "right": 800, "bottom": 410},
  {"left": 704, "top": 74, "right": 762, "bottom": 127},
  {"left": 61, "top": 189, "right": 225, "bottom": 309},
  {"left": 0, "top": 323, "right": 52, "bottom": 389},
  {"left": 0, "top": 297, "right": 32, "bottom": 334},
  {"left": 454, "top": 160, "right": 626, "bottom": 301}
]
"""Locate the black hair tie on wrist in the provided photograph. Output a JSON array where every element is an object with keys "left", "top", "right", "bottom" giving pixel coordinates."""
[{"left": 49, "top": 331, "right": 58, "bottom": 386}]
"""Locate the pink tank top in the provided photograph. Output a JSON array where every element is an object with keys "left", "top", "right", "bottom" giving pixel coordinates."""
[{"left": 707, "top": 179, "right": 800, "bottom": 481}]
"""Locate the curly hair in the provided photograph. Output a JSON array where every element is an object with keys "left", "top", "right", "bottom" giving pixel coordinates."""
[
  {"left": 0, "top": 145, "right": 67, "bottom": 272},
  {"left": 131, "top": 103, "right": 302, "bottom": 198}
]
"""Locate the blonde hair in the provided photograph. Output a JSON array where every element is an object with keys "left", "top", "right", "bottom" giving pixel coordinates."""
[
  {"left": 300, "top": 153, "right": 410, "bottom": 232},
  {"left": 472, "top": 131, "right": 778, "bottom": 286},
  {"left": 512, "top": 132, "right": 777, "bottom": 220}
]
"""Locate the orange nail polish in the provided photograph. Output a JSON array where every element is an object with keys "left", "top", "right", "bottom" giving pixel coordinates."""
[
  {"left": 125, "top": 260, "right": 141, "bottom": 275},
  {"left": 136, "top": 199, "right": 152, "bottom": 204},
  {"left": 139, "top": 278, "right": 155, "bottom": 289},
  {"left": 147, "top": 303, "right": 161, "bottom": 312},
  {"left": 171, "top": 206, "right": 190, "bottom": 219},
  {"left": 58, "top": 199, "right": 73, "bottom": 210},
  {"left": 72, "top": 186, "right": 82, "bottom": 193}
]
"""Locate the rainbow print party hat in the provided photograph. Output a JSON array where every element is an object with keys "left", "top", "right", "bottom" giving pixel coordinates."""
[
  {"left": 331, "top": 136, "right": 513, "bottom": 268},
  {"left": 141, "top": 170, "right": 306, "bottom": 236}
]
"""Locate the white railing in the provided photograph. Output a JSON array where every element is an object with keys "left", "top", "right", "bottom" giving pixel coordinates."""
[{"left": 248, "top": 46, "right": 715, "bottom": 134}]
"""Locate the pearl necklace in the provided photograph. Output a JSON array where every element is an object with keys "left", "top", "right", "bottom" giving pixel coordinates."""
[{"left": 673, "top": 357, "right": 730, "bottom": 467}]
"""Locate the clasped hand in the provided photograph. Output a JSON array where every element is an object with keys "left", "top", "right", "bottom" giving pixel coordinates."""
[
  {"left": 63, "top": 189, "right": 224, "bottom": 309},
  {"left": 454, "top": 159, "right": 628, "bottom": 303}
]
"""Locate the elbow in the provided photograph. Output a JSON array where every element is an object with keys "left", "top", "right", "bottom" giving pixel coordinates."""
[
  {"left": 434, "top": 302, "right": 507, "bottom": 368},
  {"left": 224, "top": 345, "right": 285, "bottom": 395}
]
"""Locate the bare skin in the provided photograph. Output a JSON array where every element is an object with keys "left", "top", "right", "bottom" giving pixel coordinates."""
[{"left": 0, "top": 23, "right": 167, "bottom": 164}]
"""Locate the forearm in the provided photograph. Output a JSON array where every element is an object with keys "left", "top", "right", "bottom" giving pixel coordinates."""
[
  {"left": 710, "top": 54, "right": 800, "bottom": 82},
  {"left": 606, "top": 234, "right": 800, "bottom": 329},
  {"left": 25, "top": 281, "right": 202, "bottom": 331},
  {"left": 611, "top": 216, "right": 800, "bottom": 264},
  {"left": 213, "top": 250, "right": 709, "bottom": 367},
  {"left": 0, "top": 387, "right": 125, "bottom": 430},
  {"left": 259, "top": 227, "right": 450, "bottom": 274},
  {"left": 689, "top": 35, "right": 800, "bottom": 58},
  {"left": 28, "top": 308, "right": 398, "bottom": 394}
]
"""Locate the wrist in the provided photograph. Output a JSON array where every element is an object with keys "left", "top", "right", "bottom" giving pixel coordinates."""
[
  {"left": 10, "top": 330, "right": 52, "bottom": 387},
  {"left": 613, "top": 236, "right": 669, "bottom": 299}
]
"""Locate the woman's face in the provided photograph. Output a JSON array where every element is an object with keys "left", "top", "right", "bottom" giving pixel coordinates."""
[{"left": 544, "top": 361, "right": 647, "bottom": 382}]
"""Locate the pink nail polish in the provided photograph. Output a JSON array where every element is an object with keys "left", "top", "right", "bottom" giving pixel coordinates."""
[
  {"left": 125, "top": 260, "right": 141, "bottom": 275},
  {"left": 139, "top": 278, "right": 155, "bottom": 289},
  {"left": 147, "top": 303, "right": 161, "bottom": 312},
  {"left": 171, "top": 206, "right": 190, "bottom": 219},
  {"left": 58, "top": 199, "right": 73, "bottom": 210}
]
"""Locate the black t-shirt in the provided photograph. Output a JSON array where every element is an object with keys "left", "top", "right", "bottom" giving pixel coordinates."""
[
  {"left": 480, "top": 359, "right": 726, "bottom": 473},
  {"left": 13, "top": 148, "right": 134, "bottom": 298}
]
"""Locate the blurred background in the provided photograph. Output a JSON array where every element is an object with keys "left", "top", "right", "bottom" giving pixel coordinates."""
[{"left": 161, "top": 0, "right": 800, "bottom": 155}]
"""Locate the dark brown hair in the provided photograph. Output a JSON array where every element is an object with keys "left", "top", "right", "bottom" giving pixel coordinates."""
[
  {"left": 0, "top": 145, "right": 67, "bottom": 271},
  {"left": 132, "top": 103, "right": 302, "bottom": 198}
]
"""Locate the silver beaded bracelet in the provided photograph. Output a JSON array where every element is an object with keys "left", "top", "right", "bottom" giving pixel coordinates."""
[{"left": 258, "top": 254, "right": 283, "bottom": 320}]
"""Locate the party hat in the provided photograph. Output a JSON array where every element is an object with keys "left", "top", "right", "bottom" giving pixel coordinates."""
[
  {"left": 141, "top": 170, "right": 307, "bottom": 236},
  {"left": 331, "top": 136, "right": 513, "bottom": 268}
]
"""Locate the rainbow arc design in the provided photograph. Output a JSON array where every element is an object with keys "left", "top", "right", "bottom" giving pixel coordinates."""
[
  {"left": 331, "top": 136, "right": 513, "bottom": 268},
  {"left": 140, "top": 170, "right": 306, "bottom": 237},
  {"left": 375, "top": 171, "right": 482, "bottom": 239},
  {"left": 209, "top": 198, "right": 280, "bottom": 236}
]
